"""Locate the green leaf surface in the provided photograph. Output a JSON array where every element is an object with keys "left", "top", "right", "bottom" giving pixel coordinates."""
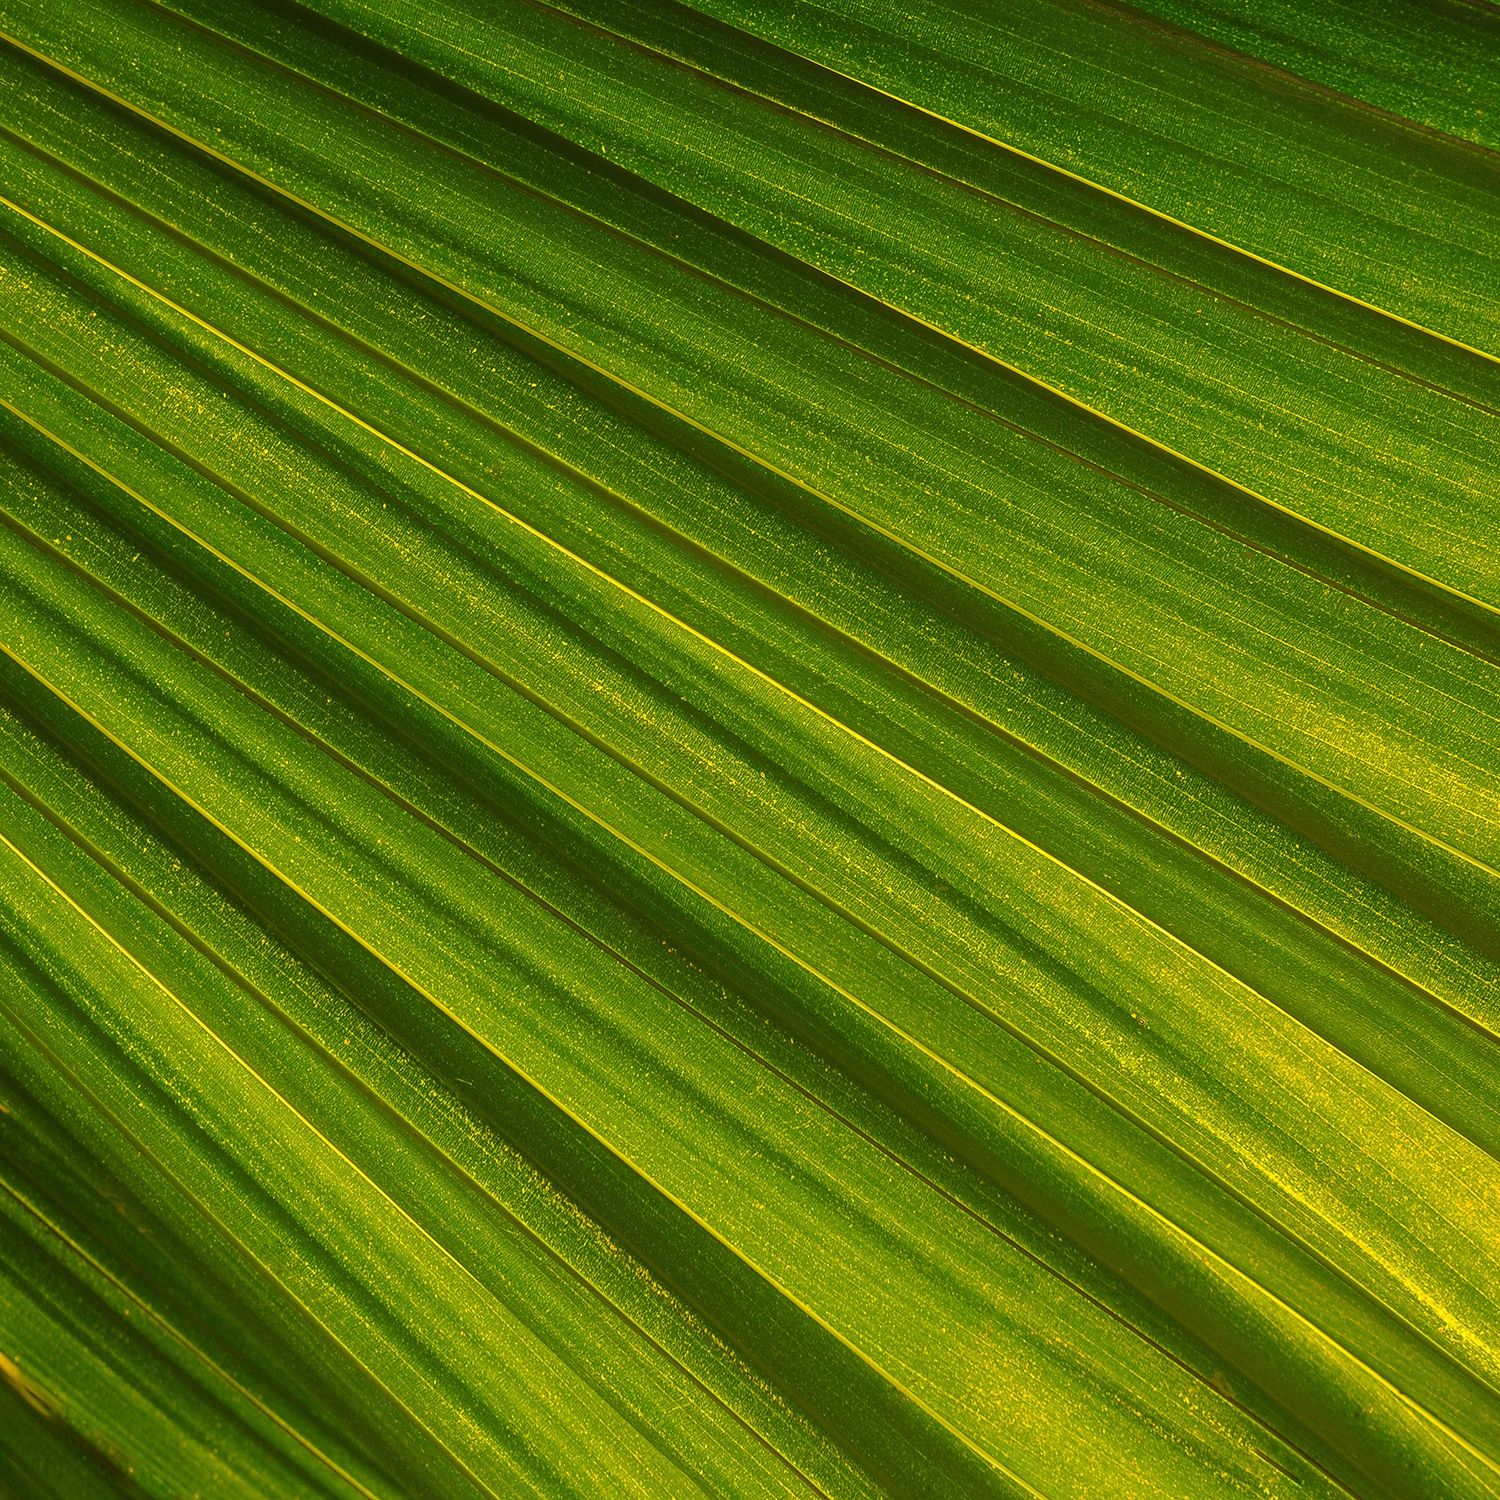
[
  {"left": 0, "top": 0, "right": 1496, "bottom": 1495},
  {"left": 669, "top": 0, "right": 1500, "bottom": 350},
  {"left": 1113, "top": 0, "right": 1500, "bottom": 151}
]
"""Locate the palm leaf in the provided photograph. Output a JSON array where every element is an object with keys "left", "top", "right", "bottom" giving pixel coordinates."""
[{"left": 0, "top": 0, "right": 1496, "bottom": 1494}]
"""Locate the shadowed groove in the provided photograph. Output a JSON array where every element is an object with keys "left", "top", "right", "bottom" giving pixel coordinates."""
[{"left": 1, "top": 1, "right": 1497, "bottom": 1495}]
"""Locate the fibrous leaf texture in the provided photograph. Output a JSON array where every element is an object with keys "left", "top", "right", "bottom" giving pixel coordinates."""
[{"left": 0, "top": 1, "right": 1497, "bottom": 1496}]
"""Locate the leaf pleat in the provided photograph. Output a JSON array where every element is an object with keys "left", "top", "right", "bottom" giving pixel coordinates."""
[{"left": 0, "top": 1, "right": 1496, "bottom": 1496}]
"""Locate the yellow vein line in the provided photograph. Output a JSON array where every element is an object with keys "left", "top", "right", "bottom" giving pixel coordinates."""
[
  {"left": 691, "top": 1, "right": 1500, "bottom": 366},
  {"left": 6, "top": 208, "right": 1496, "bottom": 1190},
  {"left": 0, "top": 655, "right": 1044, "bottom": 1499},
  {"left": 5, "top": 214, "right": 1500, "bottom": 1328},
  {"left": 2, "top": 173, "right": 1496, "bottom": 927},
  {"left": 522, "top": 0, "right": 1500, "bottom": 421},
  {"left": 0, "top": 637, "right": 1491, "bottom": 1485},
  {"left": 0, "top": 1174, "right": 385, "bottom": 1500},
  {"left": 0, "top": 941, "right": 507, "bottom": 1500},
  {"left": 6, "top": 468, "right": 1499, "bottom": 1381},
  {"left": 1, "top": 131, "right": 1491, "bottom": 1035},
  {"left": 0, "top": 715, "right": 837, "bottom": 1500},
  {"left": 0, "top": 828, "right": 699, "bottom": 1500},
  {"left": 5, "top": 157, "right": 1497, "bottom": 872},
  {"left": 5, "top": 21, "right": 1499, "bottom": 866},
  {"left": 0, "top": 441, "right": 1452, "bottom": 1496},
  {"left": 123, "top": 3, "right": 1500, "bottom": 626}
]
